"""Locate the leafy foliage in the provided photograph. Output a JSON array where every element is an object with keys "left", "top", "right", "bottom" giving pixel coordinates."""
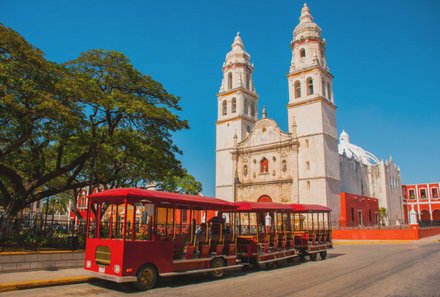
[{"left": 0, "top": 25, "right": 200, "bottom": 218}]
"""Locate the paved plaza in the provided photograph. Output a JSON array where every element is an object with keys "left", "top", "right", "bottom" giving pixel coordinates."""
[{"left": 2, "top": 236, "right": 440, "bottom": 297}]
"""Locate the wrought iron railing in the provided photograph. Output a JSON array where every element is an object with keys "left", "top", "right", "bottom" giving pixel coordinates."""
[{"left": 0, "top": 217, "right": 86, "bottom": 250}]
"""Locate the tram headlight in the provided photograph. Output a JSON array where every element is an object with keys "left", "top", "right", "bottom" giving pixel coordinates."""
[
  {"left": 114, "top": 264, "right": 120, "bottom": 273},
  {"left": 86, "top": 260, "right": 91, "bottom": 268}
]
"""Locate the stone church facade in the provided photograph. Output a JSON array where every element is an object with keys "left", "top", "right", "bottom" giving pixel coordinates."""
[{"left": 215, "top": 4, "right": 403, "bottom": 223}]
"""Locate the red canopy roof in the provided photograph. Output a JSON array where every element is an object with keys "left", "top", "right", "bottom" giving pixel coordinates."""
[
  {"left": 88, "top": 188, "right": 236, "bottom": 210},
  {"left": 234, "top": 201, "right": 292, "bottom": 212},
  {"left": 288, "top": 204, "right": 332, "bottom": 213}
]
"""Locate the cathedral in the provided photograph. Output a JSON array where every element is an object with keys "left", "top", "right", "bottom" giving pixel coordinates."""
[{"left": 215, "top": 4, "right": 403, "bottom": 224}]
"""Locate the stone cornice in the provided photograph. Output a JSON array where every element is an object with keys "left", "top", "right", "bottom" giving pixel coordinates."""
[
  {"left": 232, "top": 140, "right": 298, "bottom": 155},
  {"left": 298, "top": 176, "right": 341, "bottom": 182},
  {"left": 237, "top": 178, "right": 293, "bottom": 187},
  {"left": 287, "top": 96, "right": 336, "bottom": 110},
  {"left": 217, "top": 87, "right": 258, "bottom": 99},
  {"left": 287, "top": 64, "right": 333, "bottom": 79},
  {"left": 216, "top": 115, "right": 257, "bottom": 125}
]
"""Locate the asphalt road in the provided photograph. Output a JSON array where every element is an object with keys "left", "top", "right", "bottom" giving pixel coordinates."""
[{"left": 4, "top": 237, "right": 440, "bottom": 297}]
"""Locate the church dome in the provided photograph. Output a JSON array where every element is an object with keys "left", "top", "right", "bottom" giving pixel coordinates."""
[{"left": 338, "top": 131, "right": 380, "bottom": 166}]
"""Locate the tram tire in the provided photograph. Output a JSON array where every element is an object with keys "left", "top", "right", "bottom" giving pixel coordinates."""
[
  {"left": 319, "top": 250, "right": 327, "bottom": 260},
  {"left": 299, "top": 254, "right": 306, "bottom": 262},
  {"left": 309, "top": 253, "right": 318, "bottom": 261},
  {"left": 133, "top": 264, "right": 157, "bottom": 291},
  {"left": 210, "top": 258, "right": 225, "bottom": 278}
]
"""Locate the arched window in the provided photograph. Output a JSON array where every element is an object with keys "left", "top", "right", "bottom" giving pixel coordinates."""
[
  {"left": 251, "top": 102, "right": 255, "bottom": 117},
  {"left": 228, "top": 72, "right": 233, "bottom": 89},
  {"left": 231, "top": 97, "right": 237, "bottom": 113},
  {"left": 294, "top": 81, "right": 301, "bottom": 98},
  {"left": 260, "top": 158, "right": 269, "bottom": 173},
  {"left": 300, "top": 48, "right": 306, "bottom": 58},
  {"left": 243, "top": 165, "right": 248, "bottom": 176},
  {"left": 258, "top": 195, "right": 272, "bottom": 202},
  {"left": 244, "top": 99, "right": 248, "bottom": 115},
  {"left": 246, "top": 73, "right": 250, "bottom": 90},
  {"left": 307, "top": 77, "right": 314, "bottom": 95},
  {"left": 222, "top": 100, "right": 227, "bottom": 116},
  {"left": 322, "top": 79, "right": 326, "bottom": 97}
]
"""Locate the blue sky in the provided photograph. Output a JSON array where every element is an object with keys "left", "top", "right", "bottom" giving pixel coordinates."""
[{"left": 1, "top": 0, "right": 439, "bottom": 196}]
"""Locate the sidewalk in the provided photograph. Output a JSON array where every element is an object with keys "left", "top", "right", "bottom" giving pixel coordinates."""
[{"left": 0, "top": 267, "right": 93, "bottom": 293}]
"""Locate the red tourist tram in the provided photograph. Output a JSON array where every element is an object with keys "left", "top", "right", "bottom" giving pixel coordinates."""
[
  {"left": 234, "top": 201, "right": 298, "bottom": 268},
  {"left": 84, "top": 188, "right": 333, "bottom": 290},
  {"left": 289, "top": 204, "right": 333, "bottom": 261}
]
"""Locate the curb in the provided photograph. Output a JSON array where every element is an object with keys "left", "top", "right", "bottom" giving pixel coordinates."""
[
  {"left": 0, "top": 276, "right": 94, "bottom": 293},
  {"left": 333, "top": 240, "right": 415, "bottom": 245}
]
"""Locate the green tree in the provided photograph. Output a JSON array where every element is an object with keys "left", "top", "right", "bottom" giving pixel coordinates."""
[
  {"left": 0, "top": 25, "right": 197, "bottom": 218},
  {"left": 155, "top": 170, "right": 202, "bottom": 195},
  {"left": 65, "top": 49, "right": 190, "bottom": 191},
  {"left": 379, "top": 207, "right": 388, "bottom": 225},
  {"left": 0, "top": 24, "right": 92, "bottom": 218}
]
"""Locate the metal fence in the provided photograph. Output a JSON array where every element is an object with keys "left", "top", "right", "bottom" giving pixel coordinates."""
[
  {"left": 418, "top": 220, "right": 440, "bottom": 228},
  {"left": 0, "top": 217, "right": 86, "bottom": 250}
]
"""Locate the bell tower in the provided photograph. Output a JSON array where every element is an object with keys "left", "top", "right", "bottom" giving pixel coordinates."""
[
  {"left": 216, "top": 33, "right": 259, "bottom": 201},
  {"left": 287, "top": 4, "right": 340, "bottom": 215}
]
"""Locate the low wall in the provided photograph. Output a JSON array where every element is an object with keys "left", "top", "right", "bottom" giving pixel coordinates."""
[
  {"left": 333, "top": 225, "right": 440, "bottom": 240},
  {"left": 0, "top": 251, "right": 84, "bottom": 273}
]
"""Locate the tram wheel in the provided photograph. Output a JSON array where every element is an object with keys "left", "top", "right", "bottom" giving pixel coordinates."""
[
  {"left": 210, "top": 258, "right": 225, "bottom": 278},
  {"left": 299, "top": 254, "right": 306, "bottom": 262},
  {"left": 319, "top": 251, "right": 327, "bottom": 260},
  {"left": 134, "top": 264, "right": 157, "bottom": 291},
  {"left": 309, "top": 253, "right": 318, "bottom": 261}
]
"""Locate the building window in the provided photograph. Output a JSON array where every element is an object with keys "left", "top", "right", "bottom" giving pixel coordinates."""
[
  {"left": 322, "top": 79, "right": 326, "bottom": 97},
  {"left": 243, "top": 165, "right": 248, "bottom": 176},
  {"left": 351, "top": 208, "right": 355, "bottom": 222},
  {"left": 306, "top": 181, "right": 310, "bottom": 190},
  {"left": 409, "top": 189, "right": 415, "bottom": 199},
  {"left": 307, "top": 77, "right": 314, "bottom": 95},
  {"left": 420, "top": 189, "right": 427, "bottom": 199},
  {"left": 358, "top": 211, "right": 363, "bottom": 226},
  {"left": 247, "top": 125, "right": 251, "bottom": 133},
  {"left": 306, "top": 161, "right": 310, "bottom": 171},
  {"left": 251, "top": 102, "right": 255, "bottom": 117},
  {"left": 260, "top": 158, "right": 269, "bottom": 173},
  {"left": 246, "top": 73, "right": 250, "bottom": 90},
  {"left": 282, "top": 160, "right": 287, "bottom": 172},
  {"left": 369, "top": 209, "right": 372, "bottom": 223},
  {"left": 222, "top": 100, "right": 227, "bottom": 116},
  {"left": 231, "top": 97, "right": 236, "bottom": 113},
  {"left": 432, "top": 188, "right": 439, "bottom": 198},
  {"left": 244, "top": 99, "right": 248, "bottom": 115},
  {"left": 228, "top": 72, "right": 233, "bottom": 89},
  {"left": 327, "top": 83, "right": 331, "bottom": 100},
  {"left": 300, "top": 48, "right": 306, "bottom": 58},
  {"left": 294, "top": 81, "right": 301, "bottom": 98}
]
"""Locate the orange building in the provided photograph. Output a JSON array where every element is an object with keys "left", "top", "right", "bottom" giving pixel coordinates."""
[
  {"left": 402, "top": 183, "right": 440, "bottom": 223},
  {"left": 339, "top": 192, "right": 379, "bottom": 227}
]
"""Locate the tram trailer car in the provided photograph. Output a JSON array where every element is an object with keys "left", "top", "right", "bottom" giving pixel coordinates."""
[{"left": 289, "top": 204, "right": 333, "bottom": 261}]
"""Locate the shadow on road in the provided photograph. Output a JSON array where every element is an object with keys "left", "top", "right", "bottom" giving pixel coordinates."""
[{"left": 87, "top": 255, "right": 346, "bottom": 294}]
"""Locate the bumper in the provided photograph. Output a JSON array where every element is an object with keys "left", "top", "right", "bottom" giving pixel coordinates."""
[{"left": 85, "top": 270, "right": 137, "bottom": 283}]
